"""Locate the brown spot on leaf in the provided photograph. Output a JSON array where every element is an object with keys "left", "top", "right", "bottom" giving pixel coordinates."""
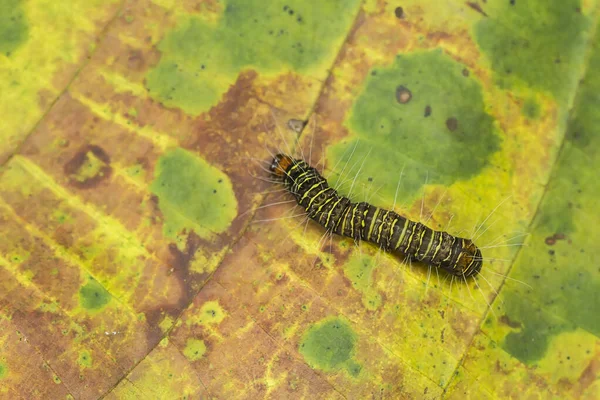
[
  {"left": 144, "top": 232, "right": 206, "bottom": 341},
  {"left": 494, "top": 360, "right": 509, "bottom": 374},
  {"left": 578, "top": 358, "right": 599, "bottom": 394},
  {"left": 446, "top": 117, "right": 458, "bottom": 131},
  {"left": 466, "top": 2, "right": 488, "bottom": 17},
  {"left": 394, "top": 7, "right": 404, "bottom": 19},
  {"left": 127, "top": 49, "right": 146, "bottom": 71},
  {"left": 424, "top": 105, "right": 432, "bottom": 117},
  {"left": 167, "top": 231, "right": 203, "bottom": 304},
  {"left": 147, "top": 194, "right": 162, "bottom": 222},
  {"left": 184, "top": 70, "right": 261, "bottom": 159},
  {"left": 208, "top": 70, "right": 258, "bottom": 132},
  {"left": 287, "top": 119, "right": 306, "bottom": 133},
  {"left": 38, "top": 89, "right": 55, "bottom": 111},
  {"left": 557, "top": 377, "right": 573, "bottom": 392},
  {"left": 499, "top": 315, "right": 522, "bottom": 329},
  {"left": 545, "top": 233, "right": 566, "bottom": 246},
  {"left": 448, "top": 310, "right": 478, "bottom": 341},
  {"left": 273, "top": 271, "right": 290, "bottom": 286},
  {"left": 426, "top": 31, "right": 452, "bottom": 44},
  {"left": 462, "top": 68, "right": 470, "bottom": 77},
  {"left": 396, "top": 85, "right": 412, "bottom": 104},
  {"left": 63, "top": 144, "right": 112, "bottom": 189},
  {"left": 54, "top": 226, "right": 74, "bottom": 248}
]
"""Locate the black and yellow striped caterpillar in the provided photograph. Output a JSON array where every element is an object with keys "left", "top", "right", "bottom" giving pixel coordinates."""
[{"left": 270, "top": 154, "right": 483, "bottom": 278}]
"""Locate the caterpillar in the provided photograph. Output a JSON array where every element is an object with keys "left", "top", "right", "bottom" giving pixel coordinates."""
[{"left": 269, "top": 153, "right": 483, "bottom": 278}]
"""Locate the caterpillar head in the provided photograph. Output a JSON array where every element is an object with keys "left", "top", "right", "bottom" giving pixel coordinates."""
[
  {"left": 270, "top": 154, "right": 294, "bottom": 179},
  {"left": 453, "top": 239, "right": 483, "bottom": 278}
]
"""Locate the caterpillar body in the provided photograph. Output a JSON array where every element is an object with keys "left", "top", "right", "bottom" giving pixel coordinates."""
[{"left": 270, "top": 154, "right": 483, "bottom": 278}]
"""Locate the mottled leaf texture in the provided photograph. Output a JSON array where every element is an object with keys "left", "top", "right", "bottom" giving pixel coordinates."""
[{"left": 0, "top": 0, "right": 598, "bottom": 399}]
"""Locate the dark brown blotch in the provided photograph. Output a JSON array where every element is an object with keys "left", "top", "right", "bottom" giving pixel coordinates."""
[
  {"left": 446, "top": 117, "right": 459, "bottom": 131},
  {"left": 396, "top": 85, "right": 412, "bottom": 104},
  {"left": 499, "top": 315, "right": 522, "bottom": 329},
  {"left": 167, "top": 231, "right": 203, "bottom": 303},
  {"left": 545, "top": 232, "right": 566, "bottom": 246},
  {"left": 63, "top": 144, "right": 112, "bottom": 189},
  {"left": 424, "top": 105, "right": 432, "bottom": 117},
  {"left": 466, "top": 2, "right": 488, "bottom": 17},
  {"left": 394, "top": 6, "right": 404, "bottom": 19}
]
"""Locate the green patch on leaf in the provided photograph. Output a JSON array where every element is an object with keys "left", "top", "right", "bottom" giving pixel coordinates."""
[
  {"left": 70, "top": 150, "right": 109, "bottom": 183},
  {"left": 8, "top": 248, "right": 29, "bottom": 264},
  {"left": 78, "top": 350, "right": 93, "bottom": 368},
  {"left": 497, "top": 33, "right": 600, "bottom": 364},
  {"left": 150, "top": 148, "right": 237, "bottom": 243},
  {"left": 78, "top": 245, "right": 103, "bottom": 262},
  {"left": 187, "top": 300, "right": 227, "bottom": 326},
  {"left": 39, "top": 301, "right": 60, "bottom": 314},
  {"left": 330, "top": 49, "right": 500, "bottom": 202},
  {"left": 347, "top": 360, "right": 362, "bottom": 377},
  {"left": 0, "top": 362, "right": 7, "bottom": 379},
  {"left": 182, "top": 338, "right": 207, "bottom": 361},
  {"left": 534, "top": 329, "right": 597, "bottom": 382},
  {"left": 52, "top": 210, "right": 73, "bottom": 224},
  {"left": 299, "top": 317, "right": 360, "bottom": 376},
  {"left": 0, "top": 0, "right": 29, "bottom": 56},
  {"left": 125, "top": 162, "right": 145, "bottom": 178},
  {"left": 522, "top": 97, "right": 541, "bottom": 119},
  {"left": 159, "top": 315, "right": 174, "bottom": 333},
  {"left": 500, "top": 293, "right": 571, "bottom": 364},
  {"left": 343, "top": 253, "right": 382, "bottom": 310},
  {"left": 79, "top": 277, "right": 111, "bottom": 311},
  {"left": 474, "top": 0, "right": 591, "bottom": 103},
  {"left": 146, "top": 0, "right": 360, "bottom": 114}
]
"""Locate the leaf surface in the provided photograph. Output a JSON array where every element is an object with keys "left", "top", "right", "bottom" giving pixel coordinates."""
[{"left": 0, "top": 0, "right": 598, "bottom": 398}]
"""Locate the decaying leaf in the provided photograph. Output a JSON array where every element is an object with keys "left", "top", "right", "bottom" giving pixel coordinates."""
[{"left": 0, "top": 0, "right": 598, "bottom": 399}]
